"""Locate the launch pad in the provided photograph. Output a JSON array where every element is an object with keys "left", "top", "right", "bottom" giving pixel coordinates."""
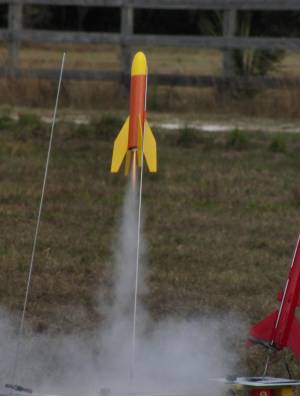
[
  {"left": 224, "top": 376, "right": 300, "bottom": 387},
  {"left": 220, "top": 377, "right": 300, "bottom": 396}
]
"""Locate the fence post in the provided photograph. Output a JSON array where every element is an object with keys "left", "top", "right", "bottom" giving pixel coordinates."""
[
  {"left": 222, "top": 9, "right": 237, "bottom": 78},
  {"left": 120, "top": 0, "right": 133, "bottom": 87},
  {"left": 7, "top": 0, "right": 22, "bottom": 74}
]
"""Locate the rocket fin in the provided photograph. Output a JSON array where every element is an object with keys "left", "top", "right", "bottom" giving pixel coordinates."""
[
  {"left": 111, "top": 117, "right": 129, "bottom": 173},
  {"left": 137, "top": 117, "right": 143, "bottom": 168},
  {"left": 124, "top": 151, "right": 131, "bottom": 176},
  {"left": 247, "top": 310, "right": 278, "bottom": 348},
  {"left": 143, "top": 120, "right": 157, "bottom": 173},
  {"left": 287, "top": 316, "right": 300, "bottom": 357},
  {"left": 277, "top": 289, "right": 300, "bottom": 306}
]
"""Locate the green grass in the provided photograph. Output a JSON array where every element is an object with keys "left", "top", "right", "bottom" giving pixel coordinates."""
[
  {"left": 269, "top": 133, "right": 287, "bottom": 153},
  {"left": 226, "top": 128, "right": 249, "bottom": 150},
  {"left": 1, "top": 115, "right": 300, "bottom": 376}
]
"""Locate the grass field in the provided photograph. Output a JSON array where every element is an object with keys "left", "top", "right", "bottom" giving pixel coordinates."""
[{"left": 1, "top": 111, "right": 300, "bottom": 377}]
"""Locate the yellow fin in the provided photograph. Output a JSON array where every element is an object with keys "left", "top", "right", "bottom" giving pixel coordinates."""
[
  {"left": 143, "top": 120, "right": 157, "bottom": 172},
  {"left": 111, "top": 117, "right": 129, "bottom": 173},
  {"left": 137, "top": 117, "right": 143, "bottom": 168}
]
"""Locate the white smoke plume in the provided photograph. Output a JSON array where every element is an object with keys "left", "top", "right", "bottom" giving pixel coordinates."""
[
  {"left": 96, "top": 182, "right": 236, "bottom": 396},
  {"left": 0, "top": 182, "right": 240, "bottom": 396}
]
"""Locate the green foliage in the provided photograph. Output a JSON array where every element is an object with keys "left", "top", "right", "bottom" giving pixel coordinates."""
[
  {"left": 177, "top": 126, "right": 198, "bottom": 148},
  {"left": 94, "top": 113, "right": 124, "bottom": 141},
  {"left": 232, "top": 12, "right": 284, "bottom": 78},
  {"left": 226, "top": 129, "right": 248, "bottom": 150},
  {"left": 233, "top": 48, "right": 284, "bottom": 78},
  {"left": 0, "top": 115, "right": 15, "bottom": 130},
  {"left": 197, "top": 10, "right": 285, "bottom": 97},
  {"left": 72, "top": 123, "right": 97, "bottom": 138},
  {"left": 18, "top": 113, "right": 42, "bottom": 129},
  {"left": 269, "top": 134, "right": 286, "bottom": 153},
  {"left": 14, "top": 113, "right": 46, "bottom": 139},
  {"left": 230, "top": 48, "right": 284, "bottom": 98},
  {"left": 71, "top": 115, "right": 124, "bottom": 140}
]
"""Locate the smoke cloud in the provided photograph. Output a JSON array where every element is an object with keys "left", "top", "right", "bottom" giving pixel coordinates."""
[{"left": 0, "top": 182, "right": 239, "bottom": 396}]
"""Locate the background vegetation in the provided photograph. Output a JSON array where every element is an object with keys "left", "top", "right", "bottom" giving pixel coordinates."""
[{"left": 1, "top": 43, "right": 300, "bottom": 118}]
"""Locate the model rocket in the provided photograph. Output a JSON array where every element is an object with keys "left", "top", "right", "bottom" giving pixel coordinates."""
[
  {"left": 111, "top": 51, "right": 157, "bottom": 180},
  {"left": 248, "top": 233, "right": 300, "bottom": 357}
]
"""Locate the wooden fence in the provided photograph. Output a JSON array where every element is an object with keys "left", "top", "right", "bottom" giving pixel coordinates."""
[{"left": 0, "top": 0, "right": 300, "bottom": 88}]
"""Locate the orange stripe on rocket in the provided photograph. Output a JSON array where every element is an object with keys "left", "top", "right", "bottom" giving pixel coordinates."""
[{"left": 111, "top": 51, "right": 157, "bottom": 175}]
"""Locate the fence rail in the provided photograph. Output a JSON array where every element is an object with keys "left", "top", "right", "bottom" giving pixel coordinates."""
[
  {"left": 2, "top": 0, "right": 300, "bottom": 10},
  {"left": 0, "top": 0, "right": 299, "bottom": 88}
]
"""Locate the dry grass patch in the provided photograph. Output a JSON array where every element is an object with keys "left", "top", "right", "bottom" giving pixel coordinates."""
[{"left": 1, "top": 116, "right": 300, "bottom": 374}]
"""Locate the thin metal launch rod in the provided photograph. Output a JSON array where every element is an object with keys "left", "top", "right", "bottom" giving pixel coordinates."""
[{"left": 8, "top": 53, "right": 66, "bottom": 391}]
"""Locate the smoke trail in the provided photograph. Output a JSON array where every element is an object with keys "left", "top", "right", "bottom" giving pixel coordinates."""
[
  {"left": 0, "top": 182, "right": 241, "bottom": 396},
  {"left": 98, "top": 183, "right": 149, "bottom": 386},
  {"left": 95, "top": 182, "right": 237, "bottom": 396},
  {"left": 110, "top": 184, "right": 145, "bottom": 322}
]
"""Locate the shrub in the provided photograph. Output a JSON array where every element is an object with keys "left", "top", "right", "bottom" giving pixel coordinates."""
[
  {"left": 0, "top": 115, "right": 14, "bottom": 130},
  {"left": 16, "top": 113, "right": 45, "bottom": 138},
  {"left": 18, "top": 113, "right": 43, "bottom": 131},
  {"left": 269, "top": 134, "right": 286, "bottom": 153},
  {"left": 177, "top": 126, "right": 198, "bottom": 148},
  {"left": 94, "top": 113, "right": 124, "bottom": 141},
  {"left": 197, "top": 11, "right": 285, "bottom": 98},
  {"left": 226, "top": 129, "right": 248, "bottom": 150}
]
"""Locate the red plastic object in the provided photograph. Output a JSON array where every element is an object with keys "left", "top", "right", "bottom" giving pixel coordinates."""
[
  {"left": 250, "top": 389, "right": 271, "bottom": 396},
  {"left": 248, "top": 233, "right": 300, "bottom": 357}
]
